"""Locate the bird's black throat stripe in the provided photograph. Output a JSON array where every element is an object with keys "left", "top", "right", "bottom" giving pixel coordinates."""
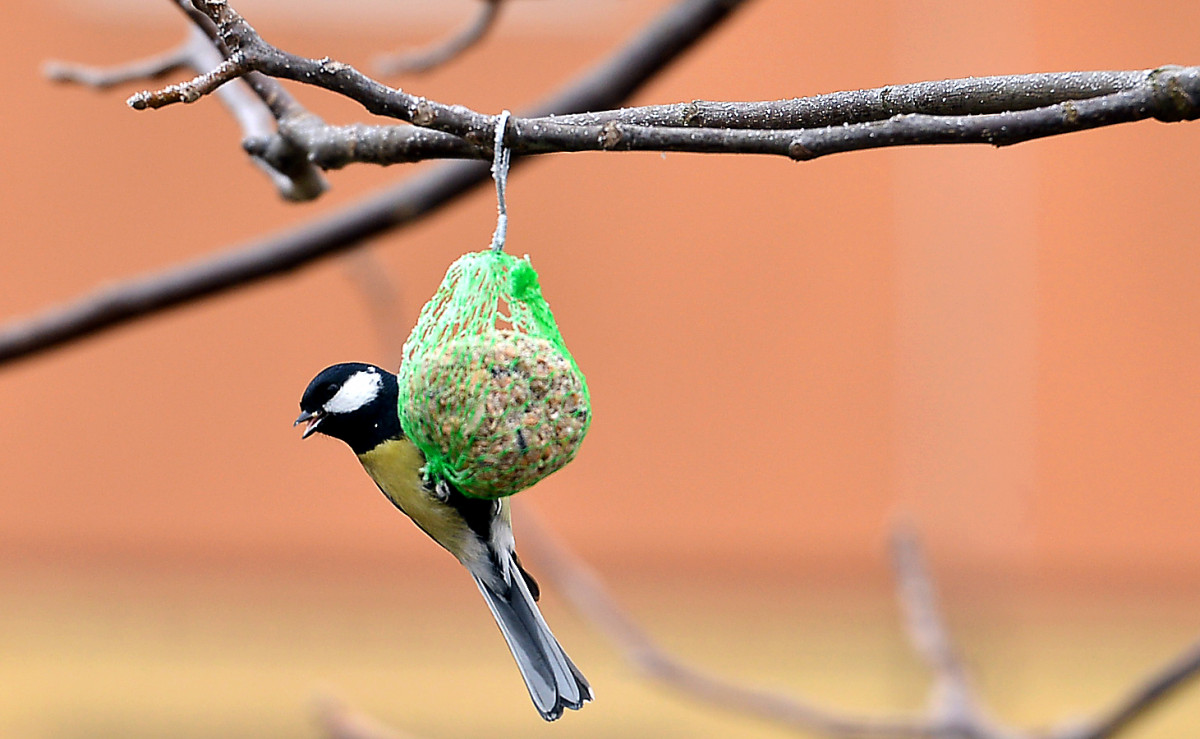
[{"left": 337, "top": 412, "right": 402, "bottom": 456}]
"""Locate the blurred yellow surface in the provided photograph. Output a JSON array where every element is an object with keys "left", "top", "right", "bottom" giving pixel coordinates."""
[{"left": 2, "top": 567, "right": 1198, "bottom": 738}]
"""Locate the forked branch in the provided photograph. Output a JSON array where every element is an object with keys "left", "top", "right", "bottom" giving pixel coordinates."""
[{"left": 47, "top": 26, "right": 326, "bottom": 200}]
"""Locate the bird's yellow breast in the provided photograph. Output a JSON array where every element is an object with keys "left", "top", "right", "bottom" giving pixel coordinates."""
[{"left": 357, "top": 438, "right": 473, "bottom": 560}]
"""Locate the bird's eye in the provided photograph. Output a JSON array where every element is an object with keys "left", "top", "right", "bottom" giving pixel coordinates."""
[{"left": 323, "top": 382, "right": 339, "bottom": 397}]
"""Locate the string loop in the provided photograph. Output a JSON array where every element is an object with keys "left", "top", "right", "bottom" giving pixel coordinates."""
[{"left": 489, "top": 110, "right": 512, "bottom": 253}]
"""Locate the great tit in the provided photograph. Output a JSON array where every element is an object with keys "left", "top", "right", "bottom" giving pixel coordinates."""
[{"left": 295, "top": 362, "right": 592, "bottom": 721}]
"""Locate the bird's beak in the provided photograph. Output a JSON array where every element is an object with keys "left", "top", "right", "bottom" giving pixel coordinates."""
[{"left": 294, "top": 409, "right": 324, "bottom": 439}]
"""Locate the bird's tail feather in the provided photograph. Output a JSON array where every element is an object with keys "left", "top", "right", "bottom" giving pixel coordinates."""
[{"left": 474, "top": 555, "right": 592, "bottom": 721}]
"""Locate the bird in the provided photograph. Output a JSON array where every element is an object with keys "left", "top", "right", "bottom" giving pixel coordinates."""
[{"left": 295, "top": 362, "right": 592, "bottom": 721}]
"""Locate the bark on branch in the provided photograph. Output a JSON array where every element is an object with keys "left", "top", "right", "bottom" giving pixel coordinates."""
[
  {"left": 126, "top": 2, "right": 1198, "bottom": 166},
  {"left": 289, "top": 65, "right": 1200, "bottom": 166}
]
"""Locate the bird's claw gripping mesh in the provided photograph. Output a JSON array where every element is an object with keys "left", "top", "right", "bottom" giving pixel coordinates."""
[{"left": 397, "top": 250, "right": 590, "bottom": 499}]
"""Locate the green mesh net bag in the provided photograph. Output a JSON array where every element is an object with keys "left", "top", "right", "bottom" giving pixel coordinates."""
[{"left": 396, "top": 250, "right": 591, "bottom": 499}]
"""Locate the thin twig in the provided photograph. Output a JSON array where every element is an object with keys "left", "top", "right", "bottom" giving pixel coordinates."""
[
  {"left": 890, "top": 528, "right": 992, "bottom": 734},
  {"left": 1050, "top": 639, "right": 1200, "bottom": 739},
  {"left": 44, "top": 44, "right": 191, "bottom": 88},
  {"left": 48, "top": 26, "right": 326, "bottom": 201},
  {"left": 168, "top": 1, "right": 302, "bottom": 123},
  {"left": 127, "top": 52, "right": 247, "bottom": 108},
  {"left": 0, "top": 0, "right": 748, "bottom": 367},
  {"left": 46, "top": 29, "right": 268, "bottom": 130},
  {"left": 139, "top": 0, "right": 496, "bottom": 139},
  {"left": 340, "top": 248, "right": 404, "bottom": 368},
  {"left": 375, "top": 0, "right": 502, "bottom": 76},
  {"left": 165, "top": 4, "right": 327, "bottom": 200}
]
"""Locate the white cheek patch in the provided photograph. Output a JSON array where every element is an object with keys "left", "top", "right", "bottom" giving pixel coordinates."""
[{"left": 324, "top": 368, "right": 383, "bottom": 414}]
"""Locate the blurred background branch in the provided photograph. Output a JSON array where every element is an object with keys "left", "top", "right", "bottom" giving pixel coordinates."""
[
  {"left": 517, "top": 507, "right": 1200, "bottom": 739},
  {"left": 374, "top": 0, "right": 504, "bottom": 76},
  {"left": 1057, "top": 640, "right": 1200, "bottom": 739}
]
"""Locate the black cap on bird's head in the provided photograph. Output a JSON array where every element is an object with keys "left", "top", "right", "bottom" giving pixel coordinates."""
[{"left": 295, "top": 362, "right": 400, "bottom": 453}]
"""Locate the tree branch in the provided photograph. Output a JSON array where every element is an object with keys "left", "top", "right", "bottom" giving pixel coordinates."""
[
  {"left": 890, "top": 528, "right": 1001, "bottom": 736},
  {"left": 1052, "top": 639, "right": 1200, "bottom": 739},
  {"left": 166, "top": 2, "right": 329, "bottom": 200},
  {"left": 44, "top": 44, "right": 192, "bottom": 88},
  {"left": 128, "top": 51, "right": 247, "bottom": 108},
  {"left": 375, "top": 0, "right": 503, "bottom": 76},
  {"left": 134, "top": 0, "right": 499, "bottom": 143},
  {"left": 545, "top": 70, "right": 1157, "bottom": 128},
  {"left": 127, "top": 2, "right": 1200, "bottom": 164},
  {"left": 1, "top": 0, "right": 749, "bottom": 366},
  {"left": 48, "top": 25, "right": 326, "bottom": 200},
  {"left": 338, "top": 67, "right": 1200, "bottom": 164},
  {"left": 123, "top": 18, "right": 1200, "bottom": 165}
]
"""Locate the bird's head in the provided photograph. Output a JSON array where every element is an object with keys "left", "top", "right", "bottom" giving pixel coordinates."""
[{"left": 295, "top": 363, "right": 399, "bottom": 453}]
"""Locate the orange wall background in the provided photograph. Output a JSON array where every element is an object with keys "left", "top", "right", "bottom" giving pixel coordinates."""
[{"left": 1, "top": 1, "right": 1198, "bottom": 737}]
